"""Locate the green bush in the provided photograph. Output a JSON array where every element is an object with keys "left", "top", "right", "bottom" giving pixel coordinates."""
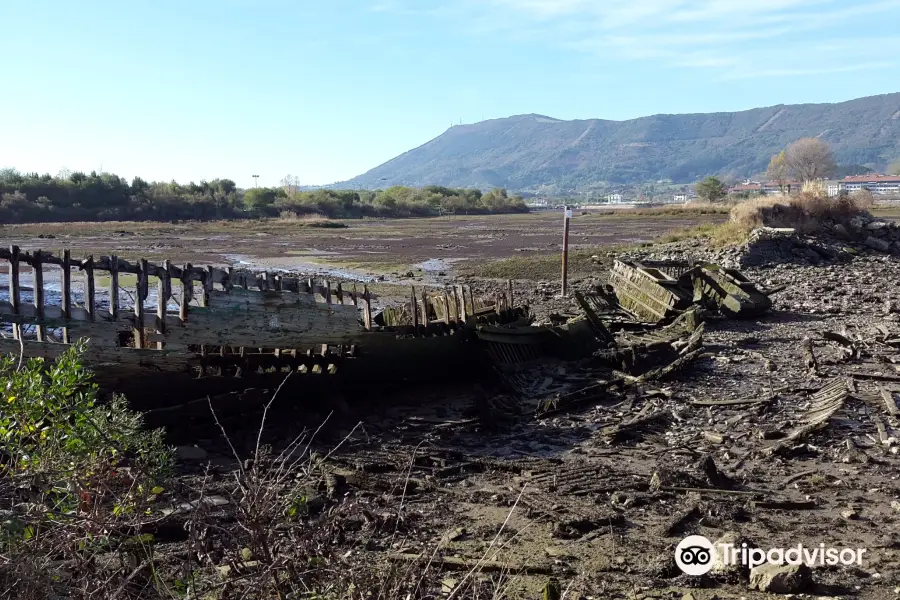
[{"left": 0, "top": 340, "right": 171, "bottom": 549}]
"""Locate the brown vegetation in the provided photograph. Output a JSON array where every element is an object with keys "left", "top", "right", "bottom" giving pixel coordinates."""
[{"left": 729, "top": 192, "right": 871, "bottom": 233}]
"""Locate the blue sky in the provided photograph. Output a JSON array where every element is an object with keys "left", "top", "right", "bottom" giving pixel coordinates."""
[{"left": 2, "top": 0, "right": 899, "bottom": 188}]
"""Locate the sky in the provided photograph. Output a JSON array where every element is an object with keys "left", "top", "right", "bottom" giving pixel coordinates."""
[{"left": 2, "top": 0, "right": 899, "bottom": 188}]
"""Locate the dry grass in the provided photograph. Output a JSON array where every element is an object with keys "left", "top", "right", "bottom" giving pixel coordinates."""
[
  {"left": 586, "top": 203, "right": 732, "bottom": 218},
  {"left": 730, "top": 192, "right": 871, "bottom": 233}
]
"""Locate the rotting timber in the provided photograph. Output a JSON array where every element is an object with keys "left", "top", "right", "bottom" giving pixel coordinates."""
[
  {"left": 609, "top": 259, "right": 778, "bottom": 323},
  {"left": 0, "top": 246, "right": 525, "bottom": 405}
]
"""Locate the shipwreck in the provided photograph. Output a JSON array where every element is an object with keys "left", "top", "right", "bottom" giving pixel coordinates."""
[{"left": 0, "top": 246, "right": 525, "bottom": 404}]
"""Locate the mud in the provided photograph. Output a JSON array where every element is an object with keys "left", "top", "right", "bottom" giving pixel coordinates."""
[{"left": 142, "top": 245, "right": 900, "bottom": 599}]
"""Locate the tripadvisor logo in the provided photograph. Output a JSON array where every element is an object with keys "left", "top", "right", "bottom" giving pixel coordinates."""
[{"left": 675, "top": 535, "right": 867, "bottom": 576}]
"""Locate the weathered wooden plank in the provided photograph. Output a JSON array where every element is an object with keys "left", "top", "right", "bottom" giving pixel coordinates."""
[
  {"left": 134, "top": 259, "right": 148, "bottom": 348},
  {"left": 33, "top": 250, "right": 45, "bottom": 342},
  {"left": 363, "top": 285, "right": 372, "bottom": 331},
  {"left": 456, "top": 285, "right": 466, "bottom": 323},
  {"left": 83, "top": 256, "right": 95, "bottom": 322},
  {"left": 157, "top": 260, "right": 171, "bottom": 350},
  {"left": 61, "top": 249, "right": 71, "bottom": 343},
  {"left": 109, "top": 255, "right": 119, "bottom": 320},
  {"left": 0, "top": 299, "right": 364, "bottom": 348},
  {"left": 411, "top": 286, "right": 419, "bottom": 331},
  {"left": 179, "top": 263, "right": 192, "bottom": 323}
]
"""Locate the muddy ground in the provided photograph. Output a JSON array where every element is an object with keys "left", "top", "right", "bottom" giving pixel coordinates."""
[
  {"left": 7, "top": 212, "right": 900, "bottom": 598},
  {"left": 0, "top": 211, "right": 720, "bottom": 283},
  {"left": 162, "top": 250, "right": 900, "bottom": 600}
]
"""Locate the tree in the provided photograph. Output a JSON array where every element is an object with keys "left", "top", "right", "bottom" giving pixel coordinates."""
[
  {"left": 695, "top": 176, "right": 727, "bottom": 202},
  {"left": 888, "top": 159, "right": 900, "bottom": 176},
  {"left": 767, "top": 151, "right": 789, "bottom": 191},
  {"left": 785, "top": 138, "right": 836, "bottom": 182}
]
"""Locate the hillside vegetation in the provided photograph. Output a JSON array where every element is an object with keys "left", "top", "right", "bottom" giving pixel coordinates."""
[{"left": 342, "top": 93, "right": 900, "bottom": 192}]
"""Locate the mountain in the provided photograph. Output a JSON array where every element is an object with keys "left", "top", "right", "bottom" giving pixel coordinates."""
[{"left": 339, "top": 93, "right": 900, "bottom": 192}]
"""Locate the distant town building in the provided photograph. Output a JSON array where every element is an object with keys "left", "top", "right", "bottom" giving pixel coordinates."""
[
  {"left": 729, "top": 180, "right": 802, "bottom": 195},
  {"left": 838, "top": 174, "right": 900, "bottom": 195},
  {"left": 605, "top": 193, "right": 624, "bottom": 203},
  {"left": 673, "top": 194, "right": 688, "bottom": 202}
]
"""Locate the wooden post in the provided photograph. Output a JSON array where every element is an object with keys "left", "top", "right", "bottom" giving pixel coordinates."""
[
  {"left": 157, "top": 260, "right": 171, "bottom": 350},
  {"left": 336, "top": 282, "right": 344, "bottom": 305},
  {"left": 205, "top": 265, "right": 214, "bottom": 304},
  {"left": 62, "top": 249, "right": 71, "bottom": 343},
  {"left": 507, "top": 279, "right": 514, "bottom": 311},
  {"left": 495, "top": 292, "right": 502, "bottom": 316},
  {"left": 362, "top": 285, "right": 372, "bottom": 331},
  {"left": 325, "top": 280, "right": 332, "bottom": 304},
  {"left": 134, "top": 259, "right": 148, "bottom": 349},
  {"left": 83, "top": 256, "right": 95, "bottom": 322},
  {"left": 352, "top": 283, "right": 359, "bottom": 307},
  {"left": 224, "top": 266, "right": 233, "bottom": 292},
  {"left": 33, "top": 250, "right": 44, "bottom": 342},
  {"left": 179, "top": 263, "right": 192, "bottom": 323},
  {"left": 274, "top": 274, "right": 282, "bottom": 292},
  {"left": 8, "top": 246, "right": 20, "bottom": 341},
  {"left": 456, "top": 285, "right": 466, "bottom": 323},
  {"left": 410, "top": 286, "right": 419, "bottom": 331},
  {"left": 421, "top": 290, "right": 428, "bottom": 327},
  {"left": 109, "top": 255, "right": 119, "bottom": 320},
  {"left": 561, "top": 205, "right": 571, "bottom": 297}
]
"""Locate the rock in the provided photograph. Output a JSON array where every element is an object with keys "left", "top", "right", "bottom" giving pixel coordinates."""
[
  {"left": 841, "top": 508, "right": 859, "bottom": 520},
  {"left": 865, "top": 236, "right": 891, "bottom": 252},
  {"left": 890, "top": 500, "right": 900, "bottom": 513},
  {"left": 833, "top": 223, "right": 851, "bottom": 239},
  {"left": 175, "top": 445, "right": 208, "bottom": 461},
  {"left": 748, "top": 563, "right": 811, "bottom": 593},
  {"left": 867, "top": 220, "right": 890, "bottom": 231},
  {"left": 710, "top": 531, "right": 750, "bottom": 580}
]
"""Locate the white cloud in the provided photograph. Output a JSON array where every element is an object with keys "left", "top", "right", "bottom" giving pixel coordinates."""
[{"left": 446, "top": 0, "right": 900, "bottom": 78}]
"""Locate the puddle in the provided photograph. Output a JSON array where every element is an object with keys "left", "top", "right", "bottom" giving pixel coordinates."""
[
  {"left": 221, "top": 254, "right": 378, "bottom": 283},
  {"left": 414, "top": 258, "right": 465, "bottom": 273}
]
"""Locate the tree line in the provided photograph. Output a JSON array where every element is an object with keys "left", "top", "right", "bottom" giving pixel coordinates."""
[{"left": 0, "top": 169, "right": 528, "bottom": 223}]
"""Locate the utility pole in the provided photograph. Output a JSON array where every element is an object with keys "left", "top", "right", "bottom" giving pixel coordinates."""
[
  {"left": 252, "top": 174, "right": 259, "bottom": 188},
  {"left": 561, "top": 205, "right": 571, "bottom": 297}
]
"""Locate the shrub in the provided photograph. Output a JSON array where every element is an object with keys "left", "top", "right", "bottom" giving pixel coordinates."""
[
  {"left": 729, "top": 191, "right": 871, "bottom": 233},
  {"left": 0, "top": 341, "right": 172, "bottom": 598}
]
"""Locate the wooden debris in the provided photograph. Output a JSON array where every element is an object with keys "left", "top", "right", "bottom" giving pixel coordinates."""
[
  {"left": 766, "top": 379, "right": 849, "bottom": 454},
  {"left": 880, "top": 387, "right": 899, "bottom": 416},
  {"left": 386, "top": 553, "right": 554, "bottom": 575},
  {"left": 802, "top": 337, "right": 819, "bottom": 376}
]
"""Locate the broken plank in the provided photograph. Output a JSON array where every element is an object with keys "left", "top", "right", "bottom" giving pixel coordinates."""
[
  {"left": 879, "top": 386, "right": 899, "bottom": 416},
  {"left": 385, "top": 553, "right": 553, "bottom": 576}
]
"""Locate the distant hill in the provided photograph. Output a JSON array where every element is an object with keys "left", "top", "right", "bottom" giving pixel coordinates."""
[{"left": 339, "top": 93, "right": 900, "bottom": 192}]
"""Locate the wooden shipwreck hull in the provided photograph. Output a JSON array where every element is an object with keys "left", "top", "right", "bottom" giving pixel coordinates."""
[
  {"left": 608, "top": 259, "right": 776, "bottom": 323},
  {"left": 0, "top": 246, "right": 524, "bottom": 404},
  {"left": 608, "top": 260, "right": 694, "bottom": 323}
]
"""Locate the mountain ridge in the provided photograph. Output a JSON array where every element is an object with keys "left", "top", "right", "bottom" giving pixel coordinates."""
[{"left": 338, "top": 93, "right": 900, "bottom": 192}]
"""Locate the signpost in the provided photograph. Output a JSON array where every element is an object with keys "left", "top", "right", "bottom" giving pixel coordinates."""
[{"left": 561, "top": 206, "right": 572, "bottom": 297}]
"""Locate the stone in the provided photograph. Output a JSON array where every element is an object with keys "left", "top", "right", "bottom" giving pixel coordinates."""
[
  {"left": 175, "top": 445, "right": 208, "bottom": 461},
  {"left": 833, "top": 223, "right": 851, "bottom": 239},
  {"left": 890, "top": 500, "right": 900, "bottom": 513},
  {"left": 865, "top": 236, "right": 891, "bottom": 252},
  {"left": 710, "top": 531, "right": 750, "bottom": 580},
  {"left": 867, "top": 220, "right": 890, "bottom": 230},
  {"left": 748, "top": 563, "right": 811, "bottom": 593}
]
